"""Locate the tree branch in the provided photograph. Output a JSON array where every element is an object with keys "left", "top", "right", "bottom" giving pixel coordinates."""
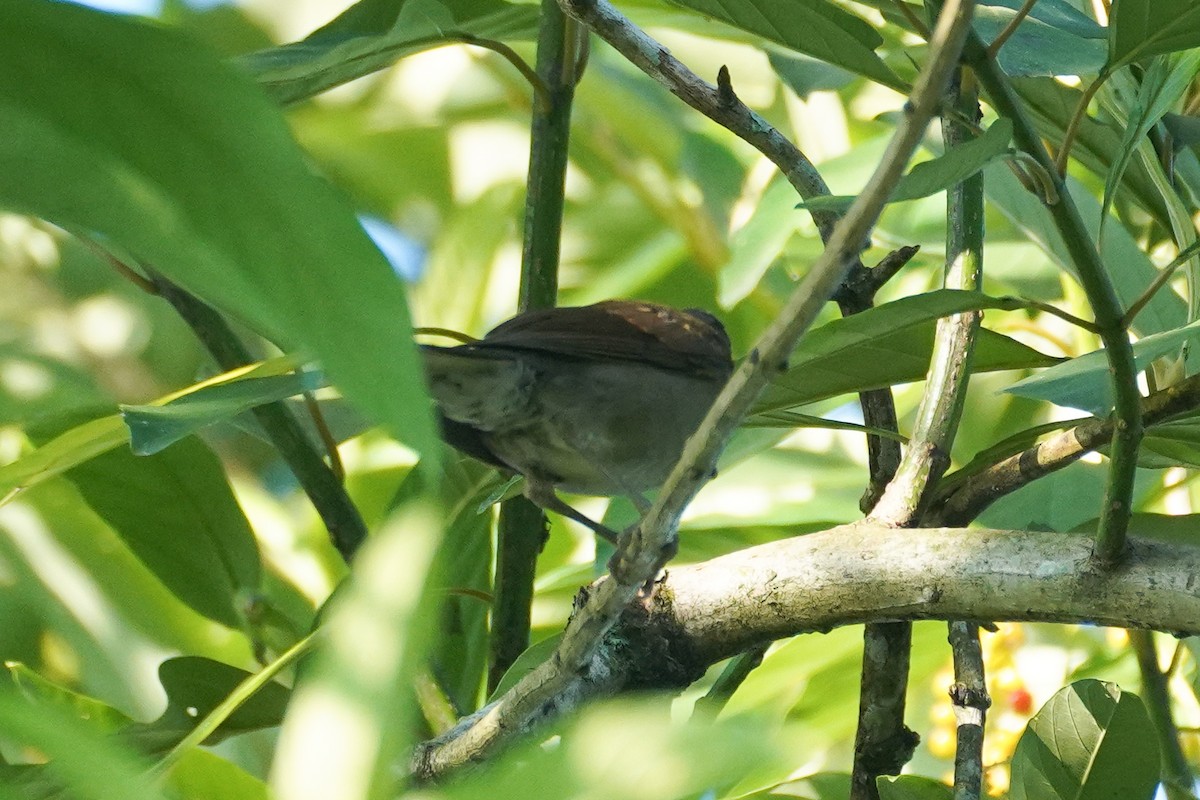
[
  {"left": 411, "top": 525, "right": 1200, "bottom": 780},
  {"left": 1130, "top": 630, "right": 1195, "bottom": 800},
  {"left": 933, "top": 371, "right": 1200, "bottom": 525}
]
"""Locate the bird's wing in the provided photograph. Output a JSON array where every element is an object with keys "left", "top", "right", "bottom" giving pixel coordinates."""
[{"left": 478, "top": 300, "right": 732, "bottom": 377}]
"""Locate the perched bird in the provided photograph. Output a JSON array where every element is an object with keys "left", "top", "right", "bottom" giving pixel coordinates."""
[{"left": 421, "top": 300, "right": 734, "bottom": 540}]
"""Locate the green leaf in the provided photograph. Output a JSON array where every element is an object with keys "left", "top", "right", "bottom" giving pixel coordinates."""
[
  {"left": 0, "top": 414, "right": 128, "bottom": 500},
  {"left": 876, "top": 774, "right": 954, "bottom": 800},
  {"left": 1142, "top": 414, "right": 1200, "bottom": 468},
  {"left": 800, "top": 119, "right": 1013, "bottom": 212},
  {"left": 270, "top": 464, "right": 448, "bottom": 798},
  {"left": 1119, "top": 512, "right": 1200, "bottom": 546},
  {"left": 428, "top": 466, "right": 494, "bottom": 713},
  {"left": 122, "top": 370, "right": 325, "bottom": 456},
  {"left": 242, "top": 0, "right": 540, "bottom": 105},
  {"left": 667, "top": 0, "right": 904, "bottom": 91},
  {"left": 122, "top": 656, "right": 291, "bottom": 755},
  {"left": 720, "top": 174, "right": 805, "bottom": 306},
  {"left": 1009, "top": 679, "right": 1159, "bottom": 800},
  {"left": 974, "top": 0, "right": 1106, "bottom": 77},
  {"left": 757, "top": 289, "right": 1061, "bottom": 412},
  {"left": 1006, "top": 320, "right": 1200, "bottom": 413},
  {"left": 0, "top": 0, "right": 437, "bottom": 459},
  {"left": 1109, "top": 0, "right": 1200, "bottom": 65},
  {"left": 0, "top": 685, "right": 168, "bottom": 800},
  {"left": 164, "top": 749, "right": 269, "bottom": 800},
  {"left": 984, "top": 163, "right": 1187, "bottom": 337},
  {"left": 0, "top": 360, "right": 297, "bottom": 503},
  {"left": 768, "top": 51, "right": 855, "bottom": 99},
  {"left": 1101, "top": 51, "right": 1200, "bottom": 237},
  {"left": 6, "top": 663, "right": 133, "bottom": 734},
  {"left": 29, "top": 421, "right": 263, "bottom": 629},
  {"left": 488, "top": 634, "right": 562, "bottom": 702}
]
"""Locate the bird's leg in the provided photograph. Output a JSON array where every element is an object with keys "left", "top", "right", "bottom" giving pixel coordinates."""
[{"left": 522, "top": 480, "right": 622, "bottom": 543}]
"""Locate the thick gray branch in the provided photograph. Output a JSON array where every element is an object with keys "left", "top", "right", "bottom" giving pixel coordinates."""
[{"left": 411, "top": 525, "right": 1200, "bottom": 779}]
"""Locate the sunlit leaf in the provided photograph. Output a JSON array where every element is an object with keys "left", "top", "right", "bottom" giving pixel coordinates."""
[
  {"left": 876, "top": 774, "right": 954, "bottom": 800},
  {"left": 758, "top": 289, "right": 1060, "bottom": 412},
  {"left": 1006, "top": 320, "right": 1200, "bottom": 413},
  {"left": 668, "top": 0, "right": 904, "bottom": 90},
  {"left": 6, "top": 663, "right": 132, "bottom": 734},
  {"left": 123, "top": 657, "right": 291, "bottom": 755},
  {"left": 800, "top": 119, "right": 1012, "bottom": 212},
  {"left": 122, "top": 370, "right": 325, "bottom": 456},
  {"left": 242, "top": 0, "right": 540, "bottom": 105},
  {"left": 0, "top": 685, "right": 168, "bottom": 800},
  {"left": 165, "top": 749, "right": 269, "bottom": 800},
  {"left": 1109, "top": 0, "right": 1200, "bottom": 65},
  {"left": 0, "top": 0, "right": 437, "bottom": 458},
  {"left": 1008, "top": 680, "right": 1158, "bottom": 800},
  {"left": 1101, "top": 51, "right": 1200, "bottom": 237}
]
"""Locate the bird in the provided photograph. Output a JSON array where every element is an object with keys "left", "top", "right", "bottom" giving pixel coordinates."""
[{"left": 420, "top": 300, "right": 734, "bottom": 541}]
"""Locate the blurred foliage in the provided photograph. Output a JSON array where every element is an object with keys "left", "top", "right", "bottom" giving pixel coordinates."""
[{"left": 0, "top": 0, "right": 1199, "bottom": 799}]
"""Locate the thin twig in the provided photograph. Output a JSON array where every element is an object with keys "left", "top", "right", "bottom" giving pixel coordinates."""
[
  {"left": 891, "top": 0, "right": 931, "bottom": 38},
  {"left": 448, "top": 33, "right": 551, "bottom": 110},
  {"left": 88, "top": 242, "right": 369, "bottom": 563},
  {"left": 949, "top": 622, "right": 990, "bottom": 800},
  {"left": 1123, "top": 239, "right": 1200, "bottom": 327},
  {"left": 1130, "top": 631, "right": 1195, "bottom": 800},
  {"left": 1006, "top": 296, "right": 1099, "bottom": 333},
  {"left": 410, "top": 0, "right": 978, "bottom": 778},
  {"left": 985, "top": 0, "right": 1037, "bottom": 58},
  {"left": 1053, "top": 70, "right": 1110, "bottom": 176},
  {"left": 934, "top": 371, "right": 1200, "bottom": 525},
  {"left": 302, "top": 391, "right": 344, "bottom": 482}
]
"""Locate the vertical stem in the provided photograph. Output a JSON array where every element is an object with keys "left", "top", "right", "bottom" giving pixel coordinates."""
[
  {"left": 854, "top": 57, "right": 985, "bottom": 799},
  {"left": 940, "top": 70, "right": 989, "bottom": 800},
  {"left": 851, "top": 622, "right": 918, "bottom": 800},
  {"left": 488, "top": 499, "right": 548, "bottom": 692},
  {"left": 1130, "top": 630, "right": 1195, "bottom": 800},
  {"left": 948, "top": 622, "right": 989, "bottom": 800},
  {"left": 962, "top": 32, "right": 1142, "bottom": 567},
  {"left": 490, "top": 0, "right": 581, "bottom": 689},
  {"left": 517, "top": 0, "right": 580, "bottom": 311}
]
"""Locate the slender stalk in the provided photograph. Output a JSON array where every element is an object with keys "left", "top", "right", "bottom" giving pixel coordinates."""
[
  {"left": 854, "top": 63, "right": 985, "bottom": 800},
  {"left": 985, "top": 0, "right": 1037, "bottom": 58},
  {"left": 146, "top": 270, "right": 368, "bottom": 564},
  {"left": 1130, "top": 630, "right": 1194, "bottom": 800},
  {"left": 489, "top": 499, "right": 546, "bottom": 693},
  {"left": 490, "top": 0, "right": 582, "bottom": 689},
  {"left": 948, "top": 622, "right": 990, "bottom": 800},
  {"left": 1053, "top": 70, "right": 1110, "bottom": 175},
  {"left": 963, "top": 32, "right": 1142, "bottom": 568}
]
